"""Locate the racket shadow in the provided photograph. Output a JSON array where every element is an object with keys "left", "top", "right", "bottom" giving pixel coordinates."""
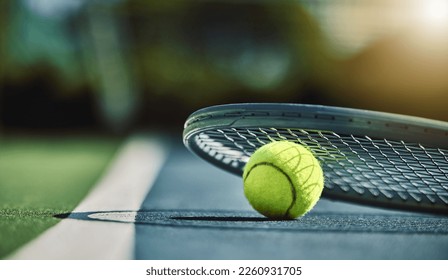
[
  {"left": 53, "top": 209, "right": 448, "bottom": 234},
  {"left": 54, "top": 210, "right": 269, "bottom": 224}
]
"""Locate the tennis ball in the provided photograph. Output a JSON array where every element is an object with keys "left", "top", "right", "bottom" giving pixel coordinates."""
[{"left": 243, "top": 141, "right": 324, "bottom": 220}]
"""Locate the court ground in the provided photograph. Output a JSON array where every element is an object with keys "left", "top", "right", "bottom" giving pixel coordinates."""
[{"left": 4, "top": 134, "right": 448, "bottom": 259}]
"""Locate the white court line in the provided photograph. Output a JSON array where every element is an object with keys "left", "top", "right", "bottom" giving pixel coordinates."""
[{"left": 10, "top": 134, "right": 168, "bottom": 259}]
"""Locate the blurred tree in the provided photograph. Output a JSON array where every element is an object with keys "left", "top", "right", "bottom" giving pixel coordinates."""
[
  {"left": 316, "top": 0, "right": 448, "bottom": 121},
  {"left": 0, "top": 0, "right": 101, "bottom": 131},
  {"left": 0, "top": 0, "right": 10, "bottom": 133},
  {"left": 327, "top": 32, "right": 448, "bottom": 121},
  {"left": 120, "top": 0, "right": 328, "bottom": 123},
  {"left": 5, "top": 1, "right": 85, "bottom": 89}
]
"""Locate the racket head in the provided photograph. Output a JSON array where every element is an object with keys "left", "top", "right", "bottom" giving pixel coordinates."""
[{"left": 183, "top": 103, "right": 448, "bottom": 214}]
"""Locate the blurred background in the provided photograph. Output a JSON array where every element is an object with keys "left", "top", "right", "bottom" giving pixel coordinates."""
[
  {"left": 3, "top": 0, "right": 448, "bottom": 259},
  {"left": 1, "top": 0, "right": 448, "bottom": 133}
]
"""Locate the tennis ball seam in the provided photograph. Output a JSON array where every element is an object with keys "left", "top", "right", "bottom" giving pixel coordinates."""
[{"left": 244, "top": 162, "right": 297, "bottom": 219}]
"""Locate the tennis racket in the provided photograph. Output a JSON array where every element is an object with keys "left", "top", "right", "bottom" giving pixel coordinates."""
[{"left": 183, "top": 103, "right": 448, "bottom": 214}]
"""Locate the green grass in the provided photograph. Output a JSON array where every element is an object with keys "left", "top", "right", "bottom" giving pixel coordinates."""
[{"left": 0, "top": 135, "right": 121, "bottom": 258}]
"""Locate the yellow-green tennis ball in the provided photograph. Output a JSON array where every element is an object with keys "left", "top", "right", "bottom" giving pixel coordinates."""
[{"left": 243, "top": 141, "right": 324, "bottom": 220}]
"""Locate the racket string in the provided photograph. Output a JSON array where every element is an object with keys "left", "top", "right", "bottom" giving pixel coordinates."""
[
  {"left": 358, "top": 136, "right": 433, "bottom": 200},
  {"left": 193, "top": 127, "right": 448, "bottom": 206}
]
